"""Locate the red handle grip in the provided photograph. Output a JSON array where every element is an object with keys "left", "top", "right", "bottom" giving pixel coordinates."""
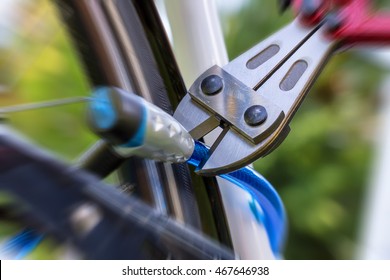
[{"left": 292, "top": 0, "right": 390, "bottom": 45}]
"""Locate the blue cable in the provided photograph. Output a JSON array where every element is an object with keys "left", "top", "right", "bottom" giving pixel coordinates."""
[
  {"left": 188, "top": 141, "right": 286, "bottom": 256},
  {"left": 0, "top": 229, "right": 43, "bottom": 259}
]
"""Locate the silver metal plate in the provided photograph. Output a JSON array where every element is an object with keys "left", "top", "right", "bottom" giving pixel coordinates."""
[
  {"left": 223, "top": 19, "right": 320, "bottom": 90},
  {"left": 174, "top": 94, "right": 220, "bottom": 140},
  {"left": 189, "top": 66, "right": 285, "bottom": 144}
]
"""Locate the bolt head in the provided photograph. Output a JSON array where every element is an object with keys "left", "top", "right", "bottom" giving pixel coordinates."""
[
  {"left": 244, "top": 105, "right": 268, "bottom": 126},
  {"left": 201, "top": 75, "right": 223, "bottom": 95}
]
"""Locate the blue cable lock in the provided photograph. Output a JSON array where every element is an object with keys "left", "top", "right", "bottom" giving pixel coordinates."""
[{"left": 188, "top": 141, "right": 286, "bottom": 256}]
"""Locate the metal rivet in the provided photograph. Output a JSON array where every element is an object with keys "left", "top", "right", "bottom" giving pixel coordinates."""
[
  {"left": 244, "top": 105, "right": 268, "bottom": 126},
  {"left": 201, "top": 75, "right": 223, "bottom": 95}
]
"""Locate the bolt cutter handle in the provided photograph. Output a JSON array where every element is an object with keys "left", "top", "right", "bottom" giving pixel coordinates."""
[{"left": 290, "top": 0, "right": 390, "bottom": 44}]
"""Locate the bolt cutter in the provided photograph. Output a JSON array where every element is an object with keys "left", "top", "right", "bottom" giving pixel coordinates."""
[{"left": 173, "top": 0, "right": 390, "bottom": 176}]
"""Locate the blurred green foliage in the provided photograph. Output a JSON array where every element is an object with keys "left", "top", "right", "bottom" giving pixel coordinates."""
[
  {"left": 0, "top": 0, "right": 96, "bottom": 161},
  {"left": 0, "top": 0, "right": 387, "bottom": 259},
  {"left": 0, "top": 0, "right": 95, "bottom": 258}
]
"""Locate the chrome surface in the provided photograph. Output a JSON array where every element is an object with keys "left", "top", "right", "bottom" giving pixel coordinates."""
[
  {"left": 223, "top": 19, "right": 320, "bottom": 90},
  {"left": 115, "top": 99, "right": 195, "bottom": 163},
  {"left": 173, "top": 94, "right": 220, "bottom": 140},
  {"left": 175, "top": 22, "right": 337, "bottom": 175},
  {"left": 188, "top": 66, "right": 285, "bottom": 144}
]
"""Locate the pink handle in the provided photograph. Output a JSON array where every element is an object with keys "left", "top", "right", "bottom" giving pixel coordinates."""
[
  {"left": 292, "top": 0, "right": 390, "bottom": 45},
  {"left": 335, "top": 0, "right": 390, "bottom": 45}
]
